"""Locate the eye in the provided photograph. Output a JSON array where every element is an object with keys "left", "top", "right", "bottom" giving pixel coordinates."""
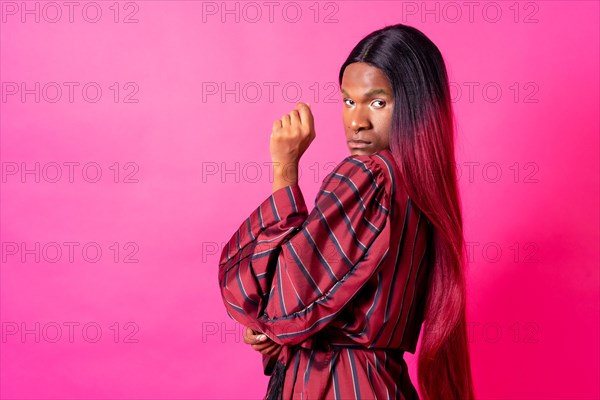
[
  {"left": 371, "top": 99, "right": 386, "bottom": 108},
  {"left": 343, "top": 98, "right": 354, "bottom": 106}
]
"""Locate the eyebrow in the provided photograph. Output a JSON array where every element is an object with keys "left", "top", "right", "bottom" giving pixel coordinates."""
[{"left": 340, "top": 88, "right": 390, "bottom": 97}]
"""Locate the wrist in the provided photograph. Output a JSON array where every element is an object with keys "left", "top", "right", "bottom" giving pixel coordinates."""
[
  {"left": 272, "top": 162, "right": 298, "bottom": 192},
  {"left": 273, "top": 161, "right": 298, "bottom": 181}
]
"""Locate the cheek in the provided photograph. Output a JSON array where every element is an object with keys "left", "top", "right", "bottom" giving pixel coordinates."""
[
  {"left": 377, "top": 115, "right": 393, "bottom": 137},
  {"left": 384, "top": 113, "right": 393, "bottom": 135},
  {"left": 381, "top": 119, "right": 392, "bottom": 144},
  {"left": 341, "top": 111, "right": 349, "bottom": 125}
]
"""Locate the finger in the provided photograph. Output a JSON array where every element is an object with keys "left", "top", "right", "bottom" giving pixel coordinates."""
[
  {"left": 256, "top": 334, "right": 269, "bottom": 343},
  {"left": 261, "top": 343, "right": 279, "bottom": 355},
  {"left": 253, "top": 337, "right": 275, "bottom": 349},
  {"left": 281, "top": 114, "right": 290, "bottom": 128},
  {"left": 255, "top": 341, "right": 276, "bottom": 352},
  {"left": 296, "top": 103, "right": 314, "bottom": 134},
  {"left": 243, "top": 326, "right": 258, "bottom": 344},
  {"left": 244, "top": 329, "right": 267, "bottom": 345},
  {"left": 250, "top": 333, "right": 269, "bottom": 344},
  {"left": 265, "top": 344, "right": 283, "bottom": 357},
  {"left": 272, "top": 119, "right": 281, "bottom": 133},
  {"left": 289, "top": 110, "right": 301, "bottom": 133},
  {"left": 296, "top": 102, "right": 309, "bottom": 112},
  {"left": 266, "top": 346, "right": 283, "bottom": 357},
  {"left": 261, "top": 343, "right": 281, "bottom": 357},
  {"left": 252, "top": 341, "right": 274, "bottom": 352},
  {"left": 243, "top": 331, "right": 255, "bottom": 345}
]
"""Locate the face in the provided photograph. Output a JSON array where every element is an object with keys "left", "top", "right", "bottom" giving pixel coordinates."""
[{"left": 340, "top": 62, "right": 394, "bottom": 156}]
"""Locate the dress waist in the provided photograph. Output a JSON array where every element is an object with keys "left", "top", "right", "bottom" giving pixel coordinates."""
[
  {"left": 298, "top": 332, "right": 405, "bottom": 357},
  {"left": 266, "top": 333, "right": 404, "bottom": 400}
]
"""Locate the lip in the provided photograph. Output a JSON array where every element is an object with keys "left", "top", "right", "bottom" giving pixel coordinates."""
[{"left": 348, "top": 140, "right": 371, "bottom": 149}]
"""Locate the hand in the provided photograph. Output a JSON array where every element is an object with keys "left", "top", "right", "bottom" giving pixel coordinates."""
[
  {"left": 243, "top": 326, "right": 283, "bottom": 359},
  {"left": 270, "top": 102, "right": 316, "bottom": 170}
]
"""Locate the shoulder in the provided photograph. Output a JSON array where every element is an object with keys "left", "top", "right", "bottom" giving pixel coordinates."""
[
  {"left": 317, "top": 149, "right": 397, "bottom": 213},
  {"left": 324, "top": 148, "right": 396, "bottom": 190}
]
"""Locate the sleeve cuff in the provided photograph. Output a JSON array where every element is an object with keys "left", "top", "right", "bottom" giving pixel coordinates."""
[
  {"left": 262, "top": 353, "right": 277, "bottom": 375},
  {"left": 259, "top": 183, "right": 308, "bottom": 224}
]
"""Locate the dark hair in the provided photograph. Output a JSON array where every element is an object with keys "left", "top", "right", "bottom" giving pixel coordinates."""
[{"left": 338, "top": 23, "right": 475, "bottom": 400}]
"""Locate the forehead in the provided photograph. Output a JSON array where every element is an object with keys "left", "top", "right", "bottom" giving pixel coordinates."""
[{"left": 340, "top": 62, "right": 392, "bottom": 93}]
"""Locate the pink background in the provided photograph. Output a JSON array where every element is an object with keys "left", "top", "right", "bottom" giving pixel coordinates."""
[{"left": 1, "top": 1, "right": 598, "bottom": 399}]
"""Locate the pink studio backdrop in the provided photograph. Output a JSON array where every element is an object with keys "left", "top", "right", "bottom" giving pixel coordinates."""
[{"left": 1, "top": 1, "right": 598, "bottom": 399}]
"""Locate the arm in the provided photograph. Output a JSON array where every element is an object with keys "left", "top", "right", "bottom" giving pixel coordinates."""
[
  {"left": 272, "top": 162, "right": 298, "bottom": 193},
  {"left": 218, "top": 154, "right": 391, "bottom": 347}
]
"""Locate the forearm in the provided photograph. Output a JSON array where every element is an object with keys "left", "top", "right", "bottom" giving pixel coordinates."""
[{"left": 272, "top": 163, "right": 299, "bottom": 193}]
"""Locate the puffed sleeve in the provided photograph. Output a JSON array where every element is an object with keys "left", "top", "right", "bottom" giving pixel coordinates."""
[{"left": 218, "top": 153, "right": 391, "bottom": 347}]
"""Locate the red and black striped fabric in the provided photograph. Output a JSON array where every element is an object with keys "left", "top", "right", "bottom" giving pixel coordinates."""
[{"left": 218, "top": 147, "right": 432, "bottom": 399}]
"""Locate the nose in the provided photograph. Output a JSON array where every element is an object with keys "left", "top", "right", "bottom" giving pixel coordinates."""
[{"left": 349, "top": 109, "right": 371, "bottom": 134}]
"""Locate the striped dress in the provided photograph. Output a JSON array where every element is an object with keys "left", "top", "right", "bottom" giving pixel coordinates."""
[{"left": 218, "top": 147, "right": 432, "bottom": 399}]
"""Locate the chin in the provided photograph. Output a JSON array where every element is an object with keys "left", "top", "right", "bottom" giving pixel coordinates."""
[{"left": 349, "top": 148, "right": 375, "bottom": 156}]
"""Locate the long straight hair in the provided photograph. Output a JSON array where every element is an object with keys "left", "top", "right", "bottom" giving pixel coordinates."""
[{"left": 338, "top": 23, "right": 475, "bottom": 400}]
